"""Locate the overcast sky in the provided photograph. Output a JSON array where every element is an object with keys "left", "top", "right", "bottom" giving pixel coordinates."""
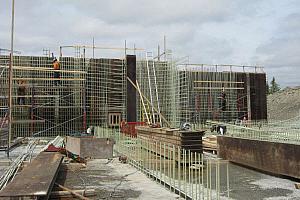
[{"left": 0, "top": 0, "right": 299, "bottom": 87}]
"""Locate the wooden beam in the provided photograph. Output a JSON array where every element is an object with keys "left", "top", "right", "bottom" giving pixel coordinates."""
[
  {"left": 0, "top": 65, "right": 87, "bottom": 74},
  {"left": 1, "top": 95, "right": 59, "bottom": 98},
  {"left": 60, "top": 45, "right": 144, "bottom": 51},
  {"left": 194, "top": 87, "right": 244, "bottom": 90},
  {"left": 55, "top": 183, "right": 91, "bottom": 200},
  {"left": 1, "top": 85, "right": 85, "bottom": 89},
  {"left": 14, "top": 105, "right": 88, "bottom": 108},
  {"left": 127, "top": 77, "right": 172, "bottom": 127},
  {"left": 12, "top": 120, "right": 45, "bottom": 124},
  {"left": 50, "top": 189, "right": 95, "bottom": 198},
  {"left": 194, "top": 80, "right": 244, "bottom": 84},
  {"left": 12, "top": 78, "right": 85, "bottom": 81}
]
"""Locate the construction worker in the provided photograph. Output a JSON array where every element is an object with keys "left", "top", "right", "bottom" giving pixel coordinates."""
[
  {"left": 87, "top": 126, "right": 94, "bottom": 136},
  {"left": 53, "top": 58, "right": 60, "bottom": 86},
  {"left": 17, "top": 79, "right": 26, "bottom": 105},
  {"left": 241, "top": 116, "right": 248, "bottom": 127},
  {"left": 218, "top": 87, "right": 227, "bottom": 111}
]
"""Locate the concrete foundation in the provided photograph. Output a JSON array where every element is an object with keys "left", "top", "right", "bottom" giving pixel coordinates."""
[
  {"left": 218, "top": 136, "right": 300, "bottom": 179},
  {"left": 66, "top": 136, "right": 114, "bottom": 159}
]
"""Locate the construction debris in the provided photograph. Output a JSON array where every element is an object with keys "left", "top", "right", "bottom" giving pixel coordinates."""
[
  {"left": 55, "top": 183, "right": 91, "bottom": 200},
  {"left": 50, "top": 189, "right": 96, "bottom": 199}
]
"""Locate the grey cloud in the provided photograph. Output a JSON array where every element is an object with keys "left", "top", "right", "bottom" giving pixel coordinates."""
[
  {"left": 0, "top": 0, "right": 299, "bottom": 87},
  {"left": 255, "top": 12, "right": 300, "bottom": 86}
]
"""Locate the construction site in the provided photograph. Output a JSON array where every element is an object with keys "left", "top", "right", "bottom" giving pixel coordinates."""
[
  {"left": 0, "top": 45, "right": 299, "bottom": 200},
  {"left": 1, "top": 2, "right": 300, "bottom": 200}
]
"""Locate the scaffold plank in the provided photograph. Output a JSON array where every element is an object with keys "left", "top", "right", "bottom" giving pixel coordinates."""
[
  {"left": 12, "top": 120, "right": 45, "bottom": 123},
  {"left": 194, "top": 87, "right": 244, "bottom": 90},
  {"left": 0, "top": 65, "right": 87, "bottom": 74},
  {"left": 194, "top": 80, "right": 244, "bottom": 84},
  {"left": 0, "top": 152, "right": 63, "bottom": 199},
  {"left": 12, "top": 78, "right": 85, "bottom": 81},
  {"left": 1, "top": 95, "right": 59, "bottom": 98}
]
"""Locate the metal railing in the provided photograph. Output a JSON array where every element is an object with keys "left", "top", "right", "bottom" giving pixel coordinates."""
[
  {"left": 206, "top": 120, "right": 300, "bottom": 145},
  {"left": 95, "top": 127, "right": 230, "bottom": 200}
]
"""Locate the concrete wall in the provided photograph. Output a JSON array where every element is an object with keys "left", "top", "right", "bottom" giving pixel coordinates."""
[
  {"left": 66, "top": 136, "right": 114, "bottom": 159},
  {"left": 218, "top": 136, "right": 300, "bottom": 179}
]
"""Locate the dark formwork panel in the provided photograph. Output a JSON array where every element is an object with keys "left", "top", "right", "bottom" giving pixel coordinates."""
[
  {"left": 236, "top": 72, "right": 267, "bottom": 120},
  {"left": 126, "top": 55, "right": 137, "bottom": 122},
  {"left": 250, "top": 73, "right": 267, "bottom": 120}
]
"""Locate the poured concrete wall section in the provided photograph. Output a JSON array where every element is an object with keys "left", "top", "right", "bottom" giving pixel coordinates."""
[
  {"left": 218, "top": 136, "right": 300, "bottom": 179},
  {"left": 66, "top": 136, "right": 114, "bottom": 159}
]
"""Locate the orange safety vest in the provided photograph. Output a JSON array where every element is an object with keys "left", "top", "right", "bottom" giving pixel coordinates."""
[{"left": 53, "top": 62, "right": 60, "bottom": 70}]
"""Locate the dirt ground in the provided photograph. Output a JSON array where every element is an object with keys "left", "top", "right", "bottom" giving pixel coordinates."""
[{"left": 268, "top": 87, "right": 300, "bottom": 120}]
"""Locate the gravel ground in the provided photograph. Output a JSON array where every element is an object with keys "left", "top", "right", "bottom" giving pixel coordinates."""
[
  {"left": 227, "top": 163, "right": 300, "bottom": 200},
  {"left": 268, "top": 87, "right": 300, "bottom": 120}
]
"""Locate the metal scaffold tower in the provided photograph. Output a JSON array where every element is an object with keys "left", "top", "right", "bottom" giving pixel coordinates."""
[
  {"left": 0, "top": 53, "right": 128, "bottom": 141},
  {"left": 0, "top": 47, "right": 265, "bottom": 142},
  {"left": 136, "top": 51, "right": 186, "bottom": 127},
  {"left": 180, "top": 64, "right": 264, "bottom": 124},
  {"left": 0, "top": 56, "right": 87, "bottom": 139}
]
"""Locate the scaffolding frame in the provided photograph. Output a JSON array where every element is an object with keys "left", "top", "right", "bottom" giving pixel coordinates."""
[{"left": 0, "top": 53, "right": 266, "bottom": 138}]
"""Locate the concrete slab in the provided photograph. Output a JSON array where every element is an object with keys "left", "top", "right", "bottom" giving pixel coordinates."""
[{"left": 56, "top": 158, "right": 182, "bottom": 200}]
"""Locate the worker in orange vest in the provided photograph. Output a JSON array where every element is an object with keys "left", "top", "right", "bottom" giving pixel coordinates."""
[{"left": 53, "top": 58, "right": 60, "bottom": 86}]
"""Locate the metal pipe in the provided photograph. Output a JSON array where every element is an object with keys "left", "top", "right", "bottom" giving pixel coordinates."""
[{"left": 7, "top": 0, "right": 15, "bottom": 158}]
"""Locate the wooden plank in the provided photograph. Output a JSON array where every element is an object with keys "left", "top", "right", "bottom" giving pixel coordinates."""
[
  {"left": 0, "top": 152, "right": 63, "bottom": 199},
  {"left": 0, "top": 65, "right": 87, "bottom": 74},
  {"left": 12, "top": 78, "right": 85, "bottom": 81},
  {"left": 194, "top": 80, "right": 244, "bottom": 84},
  {"left": 12, "top": 120, "right": 45, "bottom": 124},
  {"left": 1, "top": 95, "right": 59, "bottom": 98},
  {"left": 50, "top": 189, "right": 95, "bottom": 198},
  {"left": 14, "top": 105, "right": 87, "bottom": 109},
  {"left": 136, "top": 126, "right": 204, "bottom": 153},
  {"left": 55, "top": 183, "right": 91, "bottom": 200},
  {"left": 194, "top": 87, "right": 244, "bottom": 90}
]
